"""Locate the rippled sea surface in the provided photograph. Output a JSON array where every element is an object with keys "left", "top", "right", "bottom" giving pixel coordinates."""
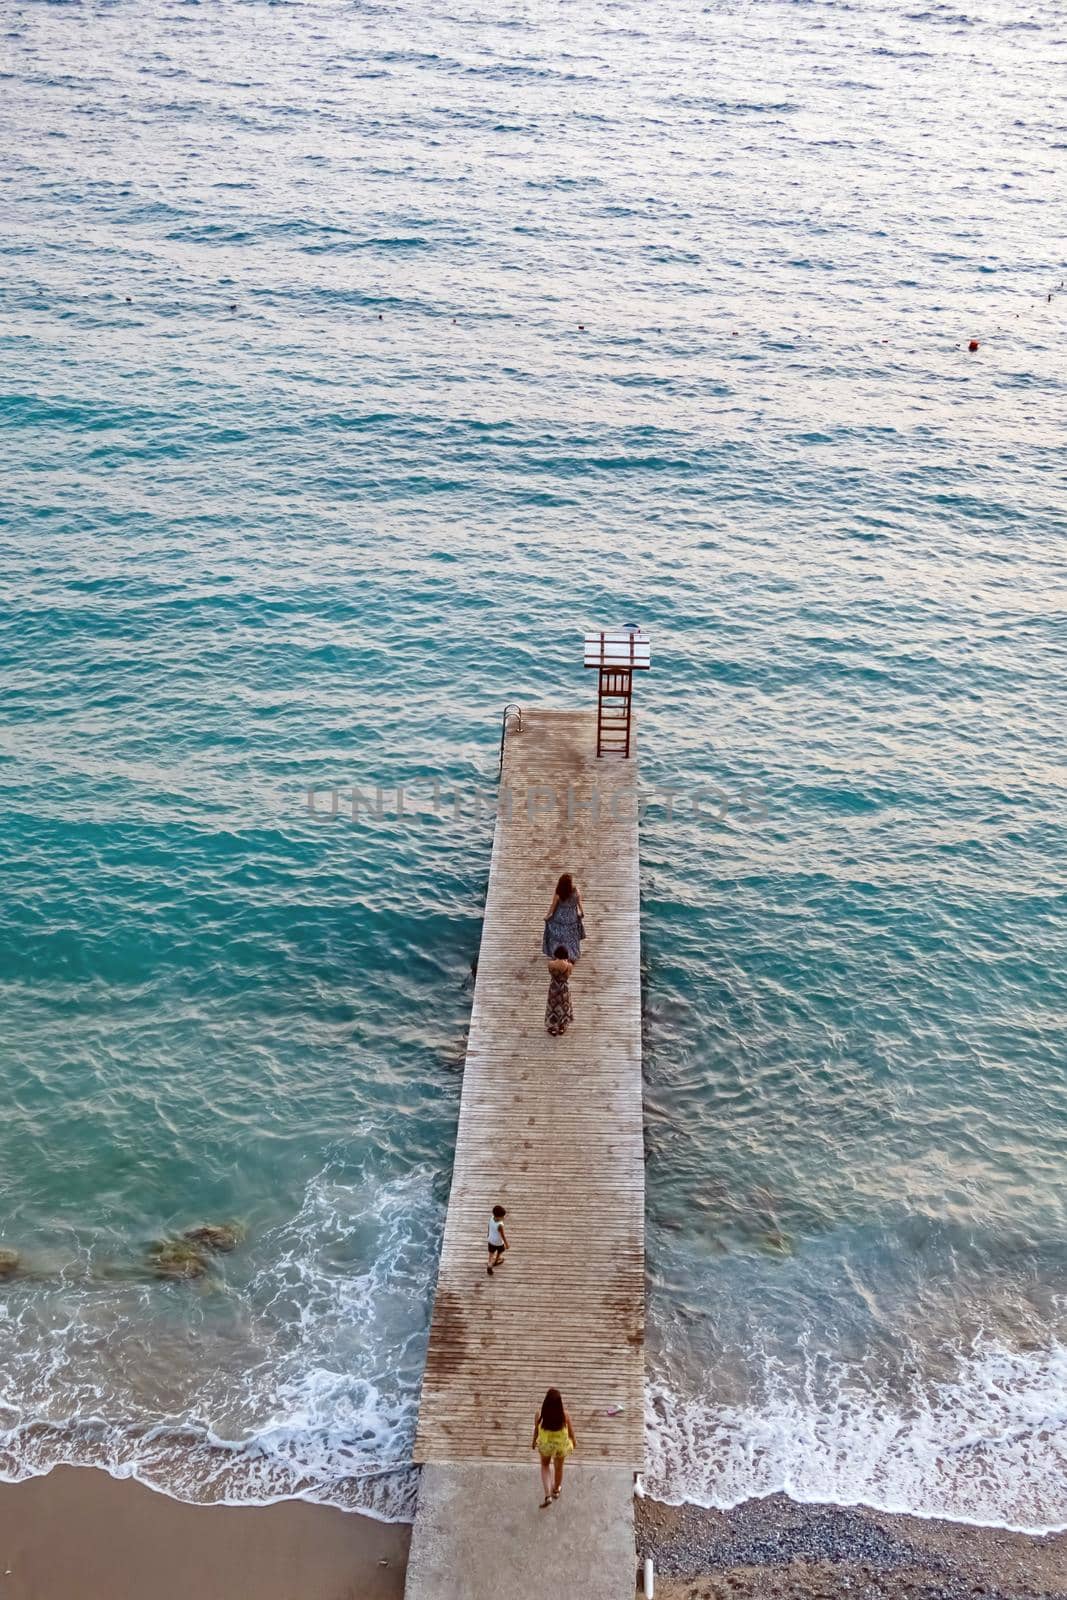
[{"left": 1, "top": 0, "right": 1065, "bottom": 1533}]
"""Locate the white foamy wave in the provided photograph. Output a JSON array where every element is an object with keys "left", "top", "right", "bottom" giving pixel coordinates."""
[
  {"left": 645, "top": 1338, "right": 1067, "bottom": 1534},
  {"left": 0, "top": 1164, "right": 443, "bottom": 1522},
  {"left": 0, "top": 1418, "right": 419, "bottom": 1523}
]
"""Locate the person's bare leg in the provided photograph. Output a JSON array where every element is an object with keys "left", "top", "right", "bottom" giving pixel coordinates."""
[
  {"left": 539, "top": 1454, "right": 553, "bottom": 1507},
  {"left": 552, "top": 1455, "right": 564, "bottom": 1498}
]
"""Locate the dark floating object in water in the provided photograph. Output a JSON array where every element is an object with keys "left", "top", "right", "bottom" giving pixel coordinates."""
[
  {"left": 0, "top": 1248, "right": 20, "bottom": 1279},
  {"left": 229, "top": 303, "right": 237, "bottom": 311},
  {"left": 968, "top": 338, "right": 980, "bottom": 351},
  {"left": 147, "top": 1239, "right": 209, "bottom": 1279},
  {"left": 182, "top": 1222, "right": 246, "bottom": 1254}
]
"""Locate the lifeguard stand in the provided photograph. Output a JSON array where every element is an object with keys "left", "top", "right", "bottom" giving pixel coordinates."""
[{"left": 583, "top": 624, "right": 651, "bottom": 758}]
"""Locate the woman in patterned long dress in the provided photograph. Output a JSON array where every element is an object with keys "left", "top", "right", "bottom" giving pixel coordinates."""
[
  {"left": 545, "top": 946, "right": 574, "bottom": 1036},
  {"left": 541, "top": 872, "right": 585, "bottom": 962}
]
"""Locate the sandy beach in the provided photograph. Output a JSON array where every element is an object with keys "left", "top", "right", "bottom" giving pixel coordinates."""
[
  {"left": 0, "top": 1468, "right": 410, "bottom": 1600},
  {"left": 1, "top": 1470, "right": 1063, "bottom": 1599}
]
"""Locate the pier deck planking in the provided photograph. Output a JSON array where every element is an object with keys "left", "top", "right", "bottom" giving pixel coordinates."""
[{"left": 404, "top": 707, "right": 644, "bottom": 1600}]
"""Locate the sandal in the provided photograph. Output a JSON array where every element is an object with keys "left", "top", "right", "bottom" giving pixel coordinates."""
[{"left": 539, "top": 1497, "right": 553, "bottom": 1509}]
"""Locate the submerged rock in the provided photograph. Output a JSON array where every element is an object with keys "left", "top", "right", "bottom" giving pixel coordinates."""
[
  {"left": 0, "top": 1248, "right": 20, "bottom": 1279},
  {"left": 760, "top": 1230, "right": 793, "bottom": 1256},
  {"left": 182, "top": 1222, "right": 246, "bottom": 1254},
  {"left": 147, "top": 1239, "right": 209, "bottom": 1280}
]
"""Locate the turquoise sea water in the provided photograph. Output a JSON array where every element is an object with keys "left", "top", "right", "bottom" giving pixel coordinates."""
[{"left": 1, "top": 0, "right": 1065, "bottom": 1532}]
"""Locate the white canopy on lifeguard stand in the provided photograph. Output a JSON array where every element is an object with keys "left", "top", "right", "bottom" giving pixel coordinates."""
[{"left": 583, "top": 624, "right": 651, "bottom": 758}]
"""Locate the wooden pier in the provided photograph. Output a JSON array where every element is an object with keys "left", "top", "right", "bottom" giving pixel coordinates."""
[{"left": 403, "top": 707, "right": 645, "bottom": 1600}]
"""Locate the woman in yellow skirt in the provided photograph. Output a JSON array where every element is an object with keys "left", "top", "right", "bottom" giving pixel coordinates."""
[{"left": 531, "top": 1386, "right": 577, "bottom": 1507}]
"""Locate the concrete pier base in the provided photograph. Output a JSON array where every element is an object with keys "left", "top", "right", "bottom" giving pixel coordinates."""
[{"left": 403, "top": 1463, "right": 636, "bottom": 1600}]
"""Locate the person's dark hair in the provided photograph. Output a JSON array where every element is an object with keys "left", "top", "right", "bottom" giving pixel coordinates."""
[
  {"left": 555, "top": 872, "right": 574, "bottom": 901},
  {"left": 553, "top": 946, "right": 569, "bottom": 961},
  {"left": 492, "top": 1205, "right": 506, "bottom": 1219},
  {"left": 540, "top": 1387, "right": 565, "bottom": 1431}
]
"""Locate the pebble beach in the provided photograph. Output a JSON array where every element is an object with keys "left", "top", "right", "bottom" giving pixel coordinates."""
[{"left": 637, "top": 1495, "right": 1067, "bottom": 1600}]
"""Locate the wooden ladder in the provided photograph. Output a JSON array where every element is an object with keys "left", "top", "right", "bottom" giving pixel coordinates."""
[
  {"left": 596, "top": 657, "right": 635, "bottom": 758},
  {"left": 585, "top": 626, "right": 648, "bottom": 760}
]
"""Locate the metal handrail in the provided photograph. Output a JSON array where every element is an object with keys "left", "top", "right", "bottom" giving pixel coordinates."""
[{"left": 498, "top": 703, "right": 522, "bottom": 777}]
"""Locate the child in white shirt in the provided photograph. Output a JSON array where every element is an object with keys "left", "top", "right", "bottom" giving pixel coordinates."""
[{"left": 487, "top": 1205, "right": 509, "bottom": 1276}]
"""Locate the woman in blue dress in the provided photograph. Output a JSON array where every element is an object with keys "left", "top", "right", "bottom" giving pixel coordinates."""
[{"left": 541, "top": 872, "right": 585, "bottom": 962}]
